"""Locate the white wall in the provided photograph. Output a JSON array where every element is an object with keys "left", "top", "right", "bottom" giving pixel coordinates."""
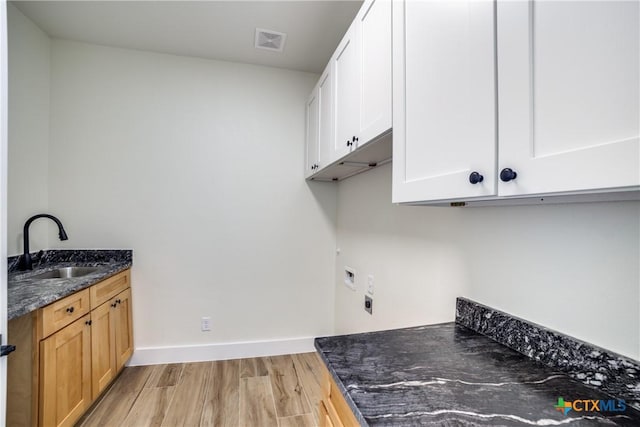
[
  {"left": 47, "top": 40, "right": 337, "bottom": 359},
  {"left": 335, "top": 164, "right": 640, "bottom": 360},
  {"left": 7, "top": 4, "right": 50, "bottom": 256}
]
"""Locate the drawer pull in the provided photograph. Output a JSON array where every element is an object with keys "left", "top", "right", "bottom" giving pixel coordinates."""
[
  {"left": 66, "top": 306, "right": 75, "bottom": 314},
  {"left": 85, "top": 320, "right": 92, "bottom": 326},
  {"left": 111, "top": 302, "right": 118, "bottom": 308}
]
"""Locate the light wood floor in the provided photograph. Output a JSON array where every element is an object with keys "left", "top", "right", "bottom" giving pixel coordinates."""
[{"left": 77, "top": 352, "right": 325, "bottom": 427}]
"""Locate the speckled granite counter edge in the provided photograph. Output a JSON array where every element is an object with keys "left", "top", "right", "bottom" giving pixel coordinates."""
[
  {"left": 8, "top": 250, "right": 133, "bottom": 320},
  {"left": 8, "top": 249, "right": 132, "bottom": 273},
  {"left": 314, "top": 339, "right": 371, "bottom": 427},
  {"left": 456, "top": 297, "right": 640, "bottom": 411}
]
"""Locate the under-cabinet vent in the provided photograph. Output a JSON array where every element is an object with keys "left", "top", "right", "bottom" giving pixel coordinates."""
[{"left": 255, "top": 28, "right": 287, "bottom": 52}]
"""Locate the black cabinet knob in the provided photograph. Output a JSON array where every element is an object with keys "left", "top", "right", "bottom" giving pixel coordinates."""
[
  {"left": 111, "top": 303, "right": 118, "bottom": 308},
  {"left": 85, "top": 320, "right": 92, "bottom": 326},
  {"left": 469, "top": 172, "right": 484, "bottom": 184},
  {"left": 346, "top": 140, "right": 353, "bottom": 147},
  {"left": 66, "top": 306, "right": 74, "bottom": 313},
  {"left": 116, "top": 299, "right": 122, "bottom": 305},
  {"left": 500, "top": 168, "right": 518, "bottom": 182}
]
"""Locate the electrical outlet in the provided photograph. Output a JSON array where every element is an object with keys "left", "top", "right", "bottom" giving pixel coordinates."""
[
  {"left": 367, "top": 274, "right": 374, "bottom": 295},
  {"left": 201, "top": 317, "right": 211, "bottom": 331},
  {"left": 364, "top": 296, "right": 373, "bottom": 315}
]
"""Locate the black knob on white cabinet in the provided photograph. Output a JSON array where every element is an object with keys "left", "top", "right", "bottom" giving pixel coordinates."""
[
  {"left": 469, "top": 172, "right": 484, "bottom": 184},
  {"left": 500, "top": 168, "right": 518, "bottom": 182},
  {"left": 346, "top": 140, "right": 353, "bottom": 147}
]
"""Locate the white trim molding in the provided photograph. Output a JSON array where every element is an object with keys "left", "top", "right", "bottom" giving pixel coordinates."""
[{"left": 128, "top": 336, "right": 316, "bottom": 366}]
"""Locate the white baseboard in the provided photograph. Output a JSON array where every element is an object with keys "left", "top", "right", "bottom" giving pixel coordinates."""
[{"left": 127, "top": 336, "right": 316, "bottom": 366}]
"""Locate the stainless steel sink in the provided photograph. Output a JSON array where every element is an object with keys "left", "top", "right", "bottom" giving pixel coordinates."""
[{"left": 29, "top": 267, "right": 102, "bottom": 280}]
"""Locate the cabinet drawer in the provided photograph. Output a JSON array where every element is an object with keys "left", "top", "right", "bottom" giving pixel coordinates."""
[
  {"left": 40, "top": 288, "right": 90, "bottom": 339},
  {"left": 90, "top": 270, "right": 130, "bottom": 308}
]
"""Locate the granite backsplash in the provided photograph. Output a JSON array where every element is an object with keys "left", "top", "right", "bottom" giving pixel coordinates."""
[{"left": 456, "top": 297, "right": 640, "bottom": 411}]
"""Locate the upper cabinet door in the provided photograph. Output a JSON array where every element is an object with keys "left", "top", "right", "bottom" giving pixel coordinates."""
[
  {"left": 304, "top": 87, "right": 319, "bottom": 178},
  {"left": 357, "top": 0, "right": 392, "bottom": 147},
  {"left": 317, "top": 65, "right": 334, "bottom": 169},
  {"left": 392, "top": 0, "right": 497, "bottom": 203},
  {"left": 332, "top": 24, "right": 360, "bottom": 162},
  {"left": 497, "top": 0, "right": 640, "bottom": 196}
]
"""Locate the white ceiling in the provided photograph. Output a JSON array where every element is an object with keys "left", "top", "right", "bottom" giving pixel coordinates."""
[{"left": 11, "top": 0, "right": 363, "bottom": 74}]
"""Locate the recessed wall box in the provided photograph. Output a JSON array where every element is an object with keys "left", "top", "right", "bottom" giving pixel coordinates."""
[{"left": 344, "top": 267, "right": 356, "bottom": 291}]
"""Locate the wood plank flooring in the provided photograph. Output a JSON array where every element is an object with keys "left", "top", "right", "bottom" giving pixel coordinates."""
[{"left": 77, "top": 353, "right": 325, "bottom": 427}]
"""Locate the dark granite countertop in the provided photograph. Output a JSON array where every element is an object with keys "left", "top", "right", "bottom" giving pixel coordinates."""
[
  {"left": 8, "top": 250, "right": 132, "bottom": 320},
  {"left": 315, "top": 300, "right": 640, "bottom": 426}
]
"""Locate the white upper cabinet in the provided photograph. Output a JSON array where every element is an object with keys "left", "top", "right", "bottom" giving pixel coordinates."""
[
  {"left": 497, "top": 0, "right": 639, "bottom": 197},
  {"left": 357, "top": 0, "right": 392, "bottom": 148},
  {"left": 328, "top": 0, "right": 392, "bottom": 164},
  {"left": 332, "top": 24, "right": 360, "bottom": 161},
  {"left": 392, "top": 0, "right": 497, "bottom": 203},
  {"left": 393, "top": 0, "right": 639, "bottom": 204},
  {"left": 317, "top": 67, "right": 334, "bottom": 170},
  {"left": 305, "top": 64, "right": 333, "bottom": 179},
  {"left": 305, "top": 87, "right": 320, "bottom": 179}
]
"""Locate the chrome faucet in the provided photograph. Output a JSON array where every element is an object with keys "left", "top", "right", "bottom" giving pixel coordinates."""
[{"left": 18, "top": 214, "right": 69, "bottom": 270}]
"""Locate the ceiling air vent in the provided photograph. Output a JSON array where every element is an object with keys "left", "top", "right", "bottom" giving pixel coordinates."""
[{"left": 255, "top": 28, "right": 287, "bottom": 52}]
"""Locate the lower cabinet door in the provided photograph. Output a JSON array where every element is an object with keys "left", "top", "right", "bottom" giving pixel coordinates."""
[
  {"left": 114, "top": 288, "right": 134, "bottom": 371},
  {"left": 40, "top": 314, "right": 92, "bottom": 427},
  {"left": 91, "top": 299, "right": 116, "bottom": 399},
  {"left": 322, "top": 369, "right": 360, "bottom": 427},
  {"left": 319, "top": 400, "right": 335, "bottom": 427}
]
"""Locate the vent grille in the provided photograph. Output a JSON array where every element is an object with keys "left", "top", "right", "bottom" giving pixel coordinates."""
[{"left": 255, "top": 28, "right": 287, "bottom": 52}]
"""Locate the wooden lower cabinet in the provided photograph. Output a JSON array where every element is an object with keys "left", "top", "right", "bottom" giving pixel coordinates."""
[
  {"left": 319, "top": 400, "right": 336, "bottom": 427},
  {"left": 7, "top": 269, "right": 133, "bottom": 427},
  {"left": 91, "top": 286, "right": 133, "bottom": 399},
  {"left": 320, "top": 368, "right": 360, "bottom": 427},
  {"left": 39, "top": 315, "right": 92, "bottom": 427},
  {"left": 114, "top": 288, "right": 133, "bottom": 370},
  {"left": 90, "top": 298, "right": 117, "bottom": 399}
]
